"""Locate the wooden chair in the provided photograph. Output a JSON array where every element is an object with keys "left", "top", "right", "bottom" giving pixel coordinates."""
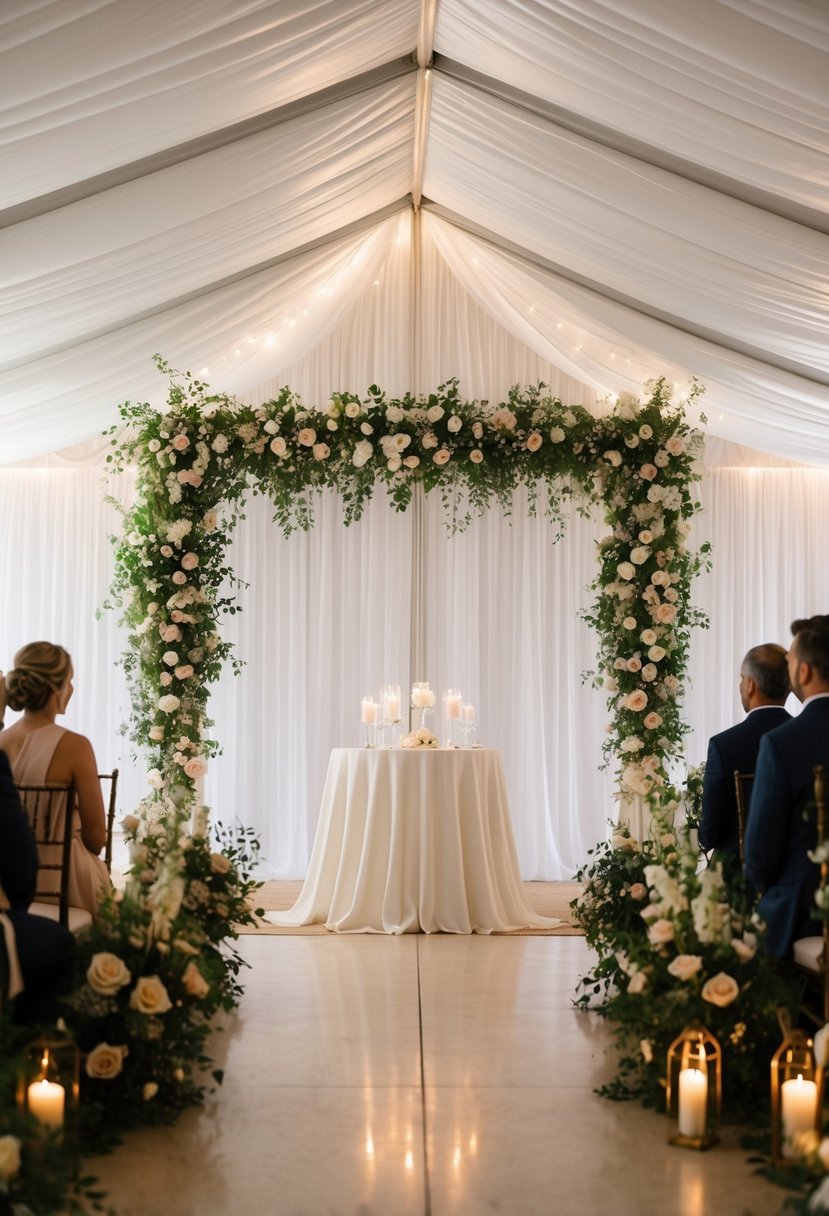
[
  {"left": 100, "top": 768, "right": 119, "bottom": 874},
  {"left": 732, "top": 770, "right": 753, "bottom": 864},
  {"left": 792, "top": 766, "right": 829, "bottom": 1025},
  {"left": 14, "top": 781, "right": 92, "bottom": 933}
]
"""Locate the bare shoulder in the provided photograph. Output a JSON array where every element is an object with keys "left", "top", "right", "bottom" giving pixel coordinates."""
[{"left": 53, "top": 729, "right": 98, "bottom": 768}]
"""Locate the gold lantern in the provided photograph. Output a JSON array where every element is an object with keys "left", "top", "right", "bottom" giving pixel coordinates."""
[
  {"left": 666, "top": 1024, "right": 721, "bottom": 1149},
  {"left": 770, "top": 1017, "right": 823, "bottom": 1166},
  {"left": 16, "top": 1031, "right": 80, "bottom": 1142}
]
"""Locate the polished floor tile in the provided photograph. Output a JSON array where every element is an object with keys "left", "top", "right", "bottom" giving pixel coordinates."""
[{"left": 88, "top": 934, "right": 788, "bottom": 1216}]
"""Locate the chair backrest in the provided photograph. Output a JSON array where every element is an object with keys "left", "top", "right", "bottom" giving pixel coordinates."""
[
  {"left": 15, "top": 782, "right": 76, "bottom": 928},
  {"left": 732, "top": 770, "right": 753, "bottom": 865},
  {"left": 99, "top": 769, "right": 119, "bottom": 874}
]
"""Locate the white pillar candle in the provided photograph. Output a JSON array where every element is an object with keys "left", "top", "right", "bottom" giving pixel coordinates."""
[
  {"left": 781, "top": 1074, "right": 818, "bottom": 1156},
  {"left": 677, "top": 1068, "right": 707, "bottom": 1138},
  {"left": 28, "top": 1077, "right": 65, "bottom": 1128},
  {"left": 463, "top": 703, "right": 475, "bottom": 722},
  {"left": 446, "top": 694, "right": 462, "bottom": 720},
  {"left": 361, "top": 698, "right": 378, "bottom": 725},
  {"left": 386, "top": 693, "right": 400, "bottom": 720}
]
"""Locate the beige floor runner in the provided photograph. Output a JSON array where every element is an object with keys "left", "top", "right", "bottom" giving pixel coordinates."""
[{"left": 238, "top": 880, "right": 584, "bottom": 936}]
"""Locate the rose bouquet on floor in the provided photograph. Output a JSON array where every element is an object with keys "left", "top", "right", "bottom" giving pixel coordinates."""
[{"left": 572, "top": 810, "right": 801, "bottom": 1119}]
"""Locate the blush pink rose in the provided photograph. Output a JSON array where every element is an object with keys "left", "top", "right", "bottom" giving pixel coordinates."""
[
  {"left": 181, "top": 553, "right": 199, "bottom": 571},
  {"left": 171, "top": 434, "right": 190, "bottom": 451},
  {"left": 625, "top": 690, "right": 648, "bottom": 712},
  {"left": 297, "top": 428, "right": 316, "bottom": 447},
  {"left": 639, "top": 463, "right": 658, "bottom": 481},
  {"left": 526, "top": 431, "right": 543, "bottom": 452}
]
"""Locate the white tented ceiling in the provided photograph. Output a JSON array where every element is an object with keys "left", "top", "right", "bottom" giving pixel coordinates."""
[{"left": 1, "top": 0, "right": 828, "bottom": 464}]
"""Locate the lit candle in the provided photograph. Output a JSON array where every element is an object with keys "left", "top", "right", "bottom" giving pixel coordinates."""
[
  {"left": 463, "top": 703, "right": 475, "bottom": 722},
  {"left": 28, "top": 1077, "right": 65, "bottom": 1128},
  {"left": 677, "top": 1068, "right": 707, "bottom": 1138},
  {"left": 781, "top": 1074, "right": 818, "bottom": 1156},
  {"left": 361, "top": 698, "right": 378, "bottom": 725},
  {"left": 446, "top": 694, "right": 462, "bottom": 720},
  {"left": 386, "top": 692, "right": 400, "bottom": 721}
]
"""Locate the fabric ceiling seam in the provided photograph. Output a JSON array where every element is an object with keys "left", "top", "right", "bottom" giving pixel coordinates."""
[
  {"left": 421, "top": 201, "right": 829, "bottom": 391},
  {"left": 432, "top": 55, "right": 829, "bottom": 236},
  {"left": 0, "top": 200, "right": 412, "bottom": 375},
  {"left": 0, "top": 56, "right": 417, "bottom": 232}
]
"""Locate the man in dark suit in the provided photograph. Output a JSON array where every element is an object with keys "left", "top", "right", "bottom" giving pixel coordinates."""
[
  {"left": 744, "top": 618, "right": 829, "bottom": 958},
  {"left": 0, "top": 749, "right": 75, "bottom": 1022},
  {"left": 699, "top": 643, "right": 791, "bottom": 862}
]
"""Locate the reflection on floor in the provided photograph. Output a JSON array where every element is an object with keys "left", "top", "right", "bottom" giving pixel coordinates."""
[{"left": 90, "top": 936, "right": 782, "bottom": 1216}]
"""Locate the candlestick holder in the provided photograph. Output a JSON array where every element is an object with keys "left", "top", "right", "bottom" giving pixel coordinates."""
[
  {"left": 460, "top": 704, "right": 476, "bottom": 748},
  {"left": 771, "top": 1012, "right": 824, "bottom": 1164},
  {"left": 666, "top": 1024, "right": 720, "bottom": 1149},
  {"left": 17, "top": 1031, "right": 80, "bottom": 1144}
]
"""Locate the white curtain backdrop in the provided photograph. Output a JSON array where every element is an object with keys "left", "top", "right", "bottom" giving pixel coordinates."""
[{"left": 3, "top": 232, "right": 829, "bottom": 880}]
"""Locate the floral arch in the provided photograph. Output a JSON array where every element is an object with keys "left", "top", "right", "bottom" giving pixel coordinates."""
[{"left": 107, "top": 363, "right": 709, "bottom": 855}]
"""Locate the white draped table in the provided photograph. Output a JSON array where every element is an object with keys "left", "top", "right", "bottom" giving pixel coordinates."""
[{"left": 266, "top": 747, "right": 560, "bottom": 934}]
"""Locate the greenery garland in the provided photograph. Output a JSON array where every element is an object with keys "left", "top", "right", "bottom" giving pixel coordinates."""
[{"left": 105, "top": 360, "right": 709, "bottom": 821}]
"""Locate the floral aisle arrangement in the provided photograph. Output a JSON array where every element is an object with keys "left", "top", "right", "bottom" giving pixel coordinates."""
[
  {"left": 62, "top": 815, "right": 263, "bottom": 1151},
  {"left": 105, "top": 360, "right": 708, "bottom": 825},
  {"left": 572, "top": 813, "right": 800, "bottom": 1120}
]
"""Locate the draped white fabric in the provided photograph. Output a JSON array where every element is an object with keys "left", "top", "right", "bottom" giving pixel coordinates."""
[{"left": 1, "top": 1, "right": 827, "bottom": 463}]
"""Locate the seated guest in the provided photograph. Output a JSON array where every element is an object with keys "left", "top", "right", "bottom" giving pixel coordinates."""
[
  {"left": 0, "top": 642, "right": 111, "bottom": 916},
  {"left": 744, "top": 618, "right": 829, "bottom": 958},
  {"left": 699, "top": 643, "right": 791, "bottom": 862},
  {"left": 0, "top": 749, "right": 74, "bottom": 1023}
]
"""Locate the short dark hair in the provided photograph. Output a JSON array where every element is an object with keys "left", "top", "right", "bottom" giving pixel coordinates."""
[
  {"left": 791, "top": 618, "right": 829, "bottom": 683},
  {"left": 742, "top": 644, "right": 790, "bottom": 700}
]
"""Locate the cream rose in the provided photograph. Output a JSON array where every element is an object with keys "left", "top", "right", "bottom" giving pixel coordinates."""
[
  {"left": 86, "top": 1043, "right": 128, "bottom": 1080},
  {"left": 625, "top": 690, "right": 648, "bottom": 712},
  {"left": 648, "top": 645, "right": 667, "bottom": 663},
  {"left": 122, "top": 814, "right": 141, "bottom": 833},
  {"left": 183, "top": 961, "right": 210, "bottom": 998},
  {"left": 87, "top": 952, "right": 132, "bottom": 996},
  {"left": 312, "top": 443, "right": 330, "bottom": 461},
  {"left": 643, "top": 711, "right": 663, "bottom": 730},
  {"left": 174, "top": 664, "right": 194, "bottom": 680},
  {"left": 149, "top": 725, "right": 164, "bottom": 742},
  {"left": 210, "top": 852, "right": 232, "bottom": 874},
  {"left": 270, "top": 437, "right": 288, "bottom": 457},
  {"left": 345, "top": 402, "right": 361, "bottom": 418},
  {"left": 638, "top": 530, "right": 653, "bottom": 545},
  {"left": 647, "top": 918, "right": 675, "bottom": 946},
  {"left": 667, "top": 954, "right": 702, "bottom": 981},
  {"left": 0, "top": 1135, "right": 21, "bottom": 1182},
  {"left": 171, "top": 570, "right": 187, "bottom": 585},
  {"left": 433, "top": 449, "right": 451, "bottom": 466},
  {"left": 549, "top": 426, "right": 565, "bottom": 443},
  {"left": 403, "top": 455, "right": 420, "bottom": 469},
  {"left": 297, "top": 428, "right": 316, "bottom": 447},
  {"left": 627, "top": 657, "right": 642, "bottom": 672},
  {"left": 732, "top": 933, "right": 758, "bottom": 963},
  {"left": 171, "top": 433, "right": 190, "bottom": 451},
  {"left": 639, "top": 424, "right": 653, "bottom": 440},
  {"left": 623, "top": 616, "right": 637, "bottom": 630},
  {"left": 629, "top": 883, "right": 646, "bottom": 900},
  {"left": 617, "top": 562, "right": 635, "bottom": 581},
  {"left": 627, "top": 970, "right": 647, "bottom": 994},
  {"left": 469, "top": 449, "right": 484, "bottom": 464},
  {"left": 143, "top": 1081, "right": 159, "bottom": 1100},
  {"left": 630, "top": 547, "right": 650, "bottom": 565},
  {"left": 360, "top": 422, "right": 373, "bottom": 436},
  {"left": 639, "top": 463, "right": 657, "bottom": 481},
  {"left": 184, "top": 756, "right": 207, "bottom": 780},
  {"left": 158, "top": 695, "right": 181, "bottom": 713},
  {"left": 472, "top": 421, "right": 484, "bottom": 439},
  {"left": 603, "top": 449, "right": 622, "bottom": 466},
  {"left": 701, "top": 972, "right": 740, "bottom": 1008},
  {"left": 640, "top": 629, "right": 657, "bottom": 646},
  {"left": 181, "top": 552, "right": 199, "bottom": 571},
  {"left": 666, "top": 435, "right": 685, "bottom": 456},
  {"left": 447, "top": 415, "right": 463, "bottom": 433},
  {"left": 427, "top": 405, "right": 445, "bottom": 423},
  {"left": 526, "top": 431, "right": 543, "bottom": 452},
  {"left": 656, "top": 603, "right": 677, "bottom": 624},
  {"left": 130, "top": 976, "right": 173, "bottom": 1016},
  {"left": 641, "top": 663, "right": 657, "bottom": 682}
]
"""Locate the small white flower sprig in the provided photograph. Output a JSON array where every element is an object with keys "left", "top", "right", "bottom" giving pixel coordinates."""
[
  {"left": 105, "top": 360, "right": 708, "bottom": 825},
  {"left": 582, "top": 379, "right": 711, "bottom": 800}
]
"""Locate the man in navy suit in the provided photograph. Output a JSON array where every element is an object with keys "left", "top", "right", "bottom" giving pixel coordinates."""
[
  {"left": 0, "top": 749, "right": 75, "bottom": 1022},
  {"left": 744, "top": 618, "right": 829, "bottom": 959},
  {"left": 699, "top": 643, "right": 791, "bottom": 862}
]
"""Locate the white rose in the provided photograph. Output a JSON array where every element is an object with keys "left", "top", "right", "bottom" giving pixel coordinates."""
[
  {"left": 270, "top": 437, "right": 288, "bottom": 457},
  {"left": 263, "top": 419, "right": 279, "bottom": 434},
  {"left": 603, "top": 450, "right": 622, "bottom": 466},
  {"left": 639, "top": 424, "right": 653, "bottom": 439},
  {"left": 648, "top": 918, "right": 675, "bottom": 946},
  {"left": 667, "top": 954, "right": 702, "bottom": 981},
  {"left": 447, "top": 415, "right": 463, "bottom": 433},
  {"left": 617, "top": 562, "right": 635, "bottom": 581},
  {"left": 360, "top": 422, "right": 374, "bottom": 436},
  {"left": 701, "top": 972, "right": 740, "bottom": 1008},
  {"left": 421, "top": 431, "right": 438, "bottom": 450},
  {"left": 666, "top": 435, "right": 685, "bottom": 456},
  {"left": 297, "top": 428, "right": 316, "bottom": 447},
  {"left": 146, "top": 768, "right": 165, "bottom": 789},
  {"left": 130, "top": 975, "right": 173, "bottom": 1015},
  {"left": 211, "top": 434, "right": 229, "bottom": 453},
  {"left": 86, "top": 1042, "right": 128, "bottom": 1080},
  {"left": 158, "top": 695, "right": 180, "bottom": 713},
  {"left": 385, "top": 405, "right": 404, "bottom": 423},
  {"left": 549, "top": 426, "right": 565, "bottom": 443},
  {"left": 630, "top": 547, "right": 650, "bottom": 565},
  {"left": 426, "top": 405, "right": 445, "bottom": 423},
  {"left": 352, "top": 440, "right": 373, "bottom": 468},
  {"left": 345, "top": 402, "right": 361, "bottom": 418},
  {"left": 87, "top": 952, "right": 132, "bottom": 996},
  {"left": 0, "top": 1135, "right": 21, "bottom": 1182}
]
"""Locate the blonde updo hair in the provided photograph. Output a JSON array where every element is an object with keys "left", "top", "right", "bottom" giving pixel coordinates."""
[{"left": 5, "top": 642, "right": 72, "bottom": 713}]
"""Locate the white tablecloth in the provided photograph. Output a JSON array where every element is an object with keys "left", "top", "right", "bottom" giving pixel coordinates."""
[{"left": 266, "top": 747, "right": 560, "bottom": 934}]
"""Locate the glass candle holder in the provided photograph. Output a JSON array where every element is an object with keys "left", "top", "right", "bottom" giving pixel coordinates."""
[
  {"left": 411, "top": 682, "right": 436, "bottom": 731},
  {"left": 442, "top": 689, "right": 462, "bottom": 748},
  {"left": 771, "top": 1025, "right": 824, "bottom": 1164},
  {"left": 17, "top": 1032, "right": 80, "bottom": 1144},
  {"left": 361, "top": 695, "right": 379, "bottom": 747}
]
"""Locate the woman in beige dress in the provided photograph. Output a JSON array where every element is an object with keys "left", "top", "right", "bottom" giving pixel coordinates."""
[{"left": 0, "top": 641, "right": 111, "bottom": 916}]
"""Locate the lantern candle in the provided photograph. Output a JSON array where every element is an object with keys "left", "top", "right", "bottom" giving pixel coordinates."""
[
  {"left": 28, "top": 1076, "right": 65, "bottom": 1128},
  {"left": 677, "top": 1068, "right": 707, "bottom": 1139},
  {"left": 781, "top": 1074, "right": 818, "bottom": 1156}
]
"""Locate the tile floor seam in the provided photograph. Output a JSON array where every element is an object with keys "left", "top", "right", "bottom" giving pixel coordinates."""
[{"left": 416, "top": 935, "right": 433, "bottom": 1216}]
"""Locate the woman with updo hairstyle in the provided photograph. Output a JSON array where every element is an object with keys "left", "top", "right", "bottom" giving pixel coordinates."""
[{"left": 0, "top": 642, "right": 111, "bottom": 916}]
